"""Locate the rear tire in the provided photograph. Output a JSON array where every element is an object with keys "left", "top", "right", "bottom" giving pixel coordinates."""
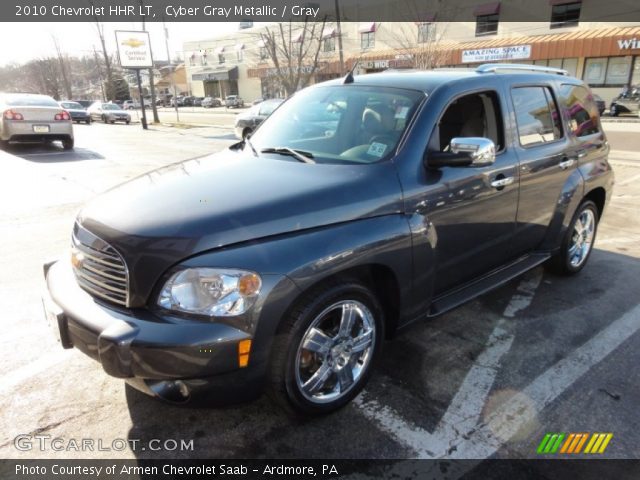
[
  {"left": 62, "top": 138, "right": 74, "bottom": 151},
  {"left": 546, "top": 200, "right": 599, "bottom": 275},
  {"left": 268, "top": 279, "right": 384, "bottom": 416}
]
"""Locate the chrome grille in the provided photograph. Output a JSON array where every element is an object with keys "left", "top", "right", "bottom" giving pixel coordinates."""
[{"left": 71, "top": 223, "right": 129, "bottom": 307}]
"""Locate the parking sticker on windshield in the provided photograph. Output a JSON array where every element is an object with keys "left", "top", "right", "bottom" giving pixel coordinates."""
[
  {"left": 368, "top": 142, "right": 388, "bottom": 157},
  {"left": 395, "top": 106, "right": 409, "bottom": 119}
]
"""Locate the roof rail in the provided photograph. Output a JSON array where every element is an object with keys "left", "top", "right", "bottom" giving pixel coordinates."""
[{"left": 476, "top": 63, "right": 568, "bottom": 76}]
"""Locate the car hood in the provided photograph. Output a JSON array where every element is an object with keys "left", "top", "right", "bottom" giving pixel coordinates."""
[{"left": 78, "top": 150, "right": 403, "bottom": 306}]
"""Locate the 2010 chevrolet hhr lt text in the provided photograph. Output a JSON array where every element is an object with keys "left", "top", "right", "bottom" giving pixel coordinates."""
[{"left": 43, "top": 64, "right": 613, "bottom": 415}]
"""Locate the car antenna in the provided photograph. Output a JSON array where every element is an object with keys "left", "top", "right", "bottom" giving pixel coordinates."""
[{"left": 343, "top": 60, "right": 360, "bottom": 84}]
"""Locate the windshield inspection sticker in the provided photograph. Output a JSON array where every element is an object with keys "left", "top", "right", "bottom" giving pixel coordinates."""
[
  {"left": 395, "top": 106, "right": 410, "bottom": 119},
  {"left": 368, "top": 142, "right": 388, "bottom": 157}
]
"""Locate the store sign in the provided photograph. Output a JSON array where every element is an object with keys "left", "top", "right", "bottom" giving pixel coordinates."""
[
  {"left": 618, "top": 38, "right": 640, "bottom": 50},
  {"left": 115, "top": 30, "right": 153, "bottom": 68},
  {"left": 462, "top": 45, "right": 531, "bottom": 63}
]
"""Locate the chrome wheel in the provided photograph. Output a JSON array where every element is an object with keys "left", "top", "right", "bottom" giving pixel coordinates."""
[
  {"left": 568, "top": 208, "right": 595, "bottom": 268},
  {"left": 295, "top": 300, "right": 376, "bottom": 404}
]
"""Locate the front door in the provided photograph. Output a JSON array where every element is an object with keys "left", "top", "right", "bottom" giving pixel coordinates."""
[{"left": 413, "top": 89, "right": 520, "bottom": 295}]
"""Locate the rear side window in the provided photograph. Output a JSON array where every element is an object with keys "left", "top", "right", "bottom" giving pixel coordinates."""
[
  {"left": 559, "top": 84, "right": 600, "bottom": 138},
  {"left": 511, "top": 87, "right": 563, "bottom": 147}
]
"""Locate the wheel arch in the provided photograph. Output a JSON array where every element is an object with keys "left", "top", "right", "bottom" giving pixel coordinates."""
[
  {"left": 275, "top": 264, "right": 401, "bottom": 340},
  {"left": 584, "top": 186, "right": 606, "bottom": 219}
]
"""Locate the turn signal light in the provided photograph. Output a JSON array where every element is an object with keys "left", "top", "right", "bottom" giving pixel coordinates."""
[
  {"left": 54, "top": 111, "right": 71, "bottom": 121},
  {"left": 238, "top": 339, "right": 252, "bottom": 368},
  {"left": 3, "top": 109, "right": 24, "bottom": 120}
]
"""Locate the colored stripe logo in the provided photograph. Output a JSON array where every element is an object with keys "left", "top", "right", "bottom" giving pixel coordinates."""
[{"left": 537, "top": 433, "right": 613, "bottom": 454}]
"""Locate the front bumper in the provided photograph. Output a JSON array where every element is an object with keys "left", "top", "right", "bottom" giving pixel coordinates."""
[{"left": 44, "top": 260, "right": 263, "bottom": 400}]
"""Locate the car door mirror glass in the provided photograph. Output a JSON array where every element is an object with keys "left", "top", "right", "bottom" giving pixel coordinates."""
[{"left": 426, "top": 137, "right": 496, "bottom": 168}]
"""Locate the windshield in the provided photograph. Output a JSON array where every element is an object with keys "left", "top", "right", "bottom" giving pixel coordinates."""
[
  {"left": 61, "top": 102, "right": 83, "bottom": 109},
  {"left": 5, "top": 94, "right": 59, "bottom": 107},
  {"left": 248, "top": 85, "right": 424, "bottom": 164},
  {"left": 103, "top": 104, "right": 120, "bottom": 110}
]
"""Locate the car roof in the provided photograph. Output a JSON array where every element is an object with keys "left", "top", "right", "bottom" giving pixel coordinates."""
[{"left": 319, "top": 66, "right": 584, "bottom": 94}]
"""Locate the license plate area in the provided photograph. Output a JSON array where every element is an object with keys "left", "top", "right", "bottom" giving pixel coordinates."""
[
  {"left": 33, "top": 125, "right": 50, "bottom": 133},
  {"left": 42, "top": 290, "right": 72, "bottom": 348}
]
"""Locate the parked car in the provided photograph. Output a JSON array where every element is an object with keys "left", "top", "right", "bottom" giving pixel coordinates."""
[
  {"left": 193, "top": 97, "right": 204, "bottom": 107},
  {"left": 123, "top": 100, "right": 140, "bottom": 110},
  {"left": 59, "top": 101, "right": 91, "bottom": 124},
  {"left": 72, "top": 100, "right": 94, "bottom": 109},
  {"left": 225, "top": 95, "right": 245, "bottom": 108},
  {"left": 0, "top": 93, "right": 74, "bottom": 150},
  {"left": 234, "top": 98, "right": 284, "bottom": 139},
  {"left": 609, "top": 86, "right": 640, "bottom": 116},
  {"left": 43, "top": 65, "right": 613, "bottom": 415},
  {"left": 156, "top": 95, "right": 172, "bottom": 107},
  {"left": 87, "top": 102, "right": 131, "bottom": 124},
  {"left": 171, "top": 96, "right": 187, "bottom": 107},
  {"left": 202, "top": 96, "right": 222, "bottom": 108}
]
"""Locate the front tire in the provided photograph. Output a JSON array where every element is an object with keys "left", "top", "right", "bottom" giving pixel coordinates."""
[
  {"left": 546, "top": 200, "right": 599, "bottom": 275},
  {"left": 268, "top": 280, "right": 384, "bottom": 415}
]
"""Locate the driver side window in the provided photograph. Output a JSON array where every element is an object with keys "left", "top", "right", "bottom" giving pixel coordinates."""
[{"left": 430, "top": 91, "right": 504, "bottom": 152}]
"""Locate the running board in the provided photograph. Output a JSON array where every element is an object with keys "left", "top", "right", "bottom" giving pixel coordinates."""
[{"left": 428, "top": 253, "right": 551, "bottom": 317}]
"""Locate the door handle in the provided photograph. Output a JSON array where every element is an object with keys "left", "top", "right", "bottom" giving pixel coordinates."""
[
  {"left": 559, "top": 158, "right": 575, "bottom": 169},
  {"left": 490, "top": 176, "right": 514, "bottom": 188}
]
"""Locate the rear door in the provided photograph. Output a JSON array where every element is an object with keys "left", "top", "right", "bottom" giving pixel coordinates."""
[{"left": 509, "top": 84, "right": 575, "bottom": 254}]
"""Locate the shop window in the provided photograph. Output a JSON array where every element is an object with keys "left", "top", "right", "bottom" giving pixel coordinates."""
[
  {"left": 511, "top": 86, "right": 563, "bottom": 147},
  {"left": 606, "top": 56, "right": 632, "bottom": 85},
  {"left": 550, "top": 2, "right": 581, "bottom": 28},
  {"left": 417, "top": 23, "right": 434, "bottom": 43},
  {"left": 559, "top": 84, "right": 600, "bottom": 138},
  {"left": 324, "top": 37, "right": 335, "bottom": 53},
  {"left": 361, "top": 31, "right": 375, "bottom": 50},
  {"left": 584, "top": 57, "right": 632, "bottom": 87},
  {"left": 631, "top": 56, "right": 640, "bottom": 86},
  {"left": 476, "top": 14, "right": 499, "bottom": 36}
]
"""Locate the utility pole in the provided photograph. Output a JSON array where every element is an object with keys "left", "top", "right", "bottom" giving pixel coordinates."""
[
  {"left": 92, "top": 45, "right": 106, "bottom": 101},
  {"left": 334, "top": 0, "right": 344, "bottom": 75},
  {"left": 141, "top": 0, "right": 160, "bottom": 123},
  {"left": 163, "top": 17, "right": 180, "bottom": 123}
]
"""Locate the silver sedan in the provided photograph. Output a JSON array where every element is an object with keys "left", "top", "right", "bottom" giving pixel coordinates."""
[
  {"left": 87, "top": 102, "right": 131, "bottom": 124},
  {"left": 0, "top": 93, "right": 74, "bottom": 150}
]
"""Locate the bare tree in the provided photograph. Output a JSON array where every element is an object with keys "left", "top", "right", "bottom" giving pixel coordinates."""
[
  {"left": 24, "top": 58, "right": 62, "bottom": 99},
  {"left": 257, "top": 18, "right": 327, "bottom": 96},
  {"left": 91, "top": 17, "right": 115, "bottom": 99},
  {"left": 388, "top": 21, "right": 451, "bottom": 70},
  {"left": 52, "top": 35, "right": 72, "bottom": 99}
]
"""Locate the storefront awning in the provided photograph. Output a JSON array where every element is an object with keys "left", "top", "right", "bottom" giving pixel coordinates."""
[
  {"left": 192, "top": 66, "right": 238, "bottom": 82},
  {"left": 359, "top": 22, "right": 376, "bottom": 33},
  {"left": 322, "top": 27, "right": 336, "bottom": 39},
  {"left": 473, "top": 2, "right": 501, "bottom": 16}
]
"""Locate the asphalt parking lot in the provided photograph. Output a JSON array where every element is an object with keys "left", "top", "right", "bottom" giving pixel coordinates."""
[{"left": 0, "top": 120, "right": 639, "bottom": 462}]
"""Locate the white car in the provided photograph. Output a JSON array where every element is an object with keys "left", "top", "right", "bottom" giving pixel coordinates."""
[
  {"left": 0, "top": 93, "right": 74, "bottom": 150},
  {"left": 123, "top": 100, "right": 141, "bottom": 110},
  {"left": 87, "top": 102, "right": 131, "bottom": 124}
]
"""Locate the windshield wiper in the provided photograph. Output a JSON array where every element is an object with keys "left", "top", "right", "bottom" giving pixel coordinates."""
[
  {"left": 244, "top": 136, "right": 258, "bottom": 157},
  {"left": 260, "top": 147, "right": 315, "bottom": 164}
]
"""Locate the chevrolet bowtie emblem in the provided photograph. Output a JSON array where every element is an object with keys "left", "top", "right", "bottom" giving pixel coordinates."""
[{"left": 121, "top": 38, "right": 145, "bottom": 48}]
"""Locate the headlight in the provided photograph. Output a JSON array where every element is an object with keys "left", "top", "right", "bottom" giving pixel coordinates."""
[{"left": 157, "top": 268, "right": 262, "bottom": 317}]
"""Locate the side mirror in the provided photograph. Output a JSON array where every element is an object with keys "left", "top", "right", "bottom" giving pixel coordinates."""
[{"left": 427, "top": 137, "right": 496, "bottom": 168}]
